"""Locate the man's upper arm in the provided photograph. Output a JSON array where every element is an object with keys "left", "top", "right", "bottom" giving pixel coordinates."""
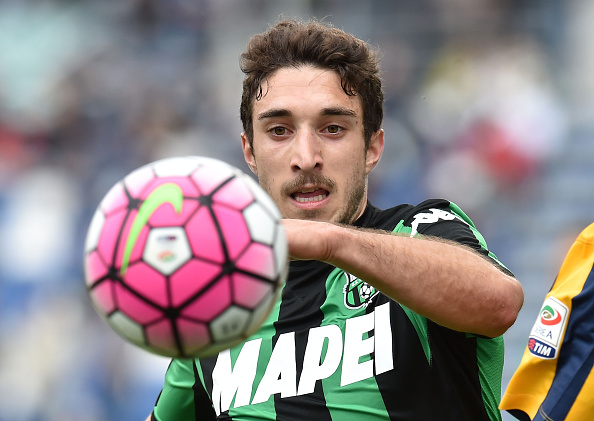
[{"left": 404, "top": 202, "right": 513, "bottom": 276}]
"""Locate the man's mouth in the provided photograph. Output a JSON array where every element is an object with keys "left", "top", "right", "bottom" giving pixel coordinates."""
[{"left": 291, "top": 188, "right": 329, "bottom": 203}]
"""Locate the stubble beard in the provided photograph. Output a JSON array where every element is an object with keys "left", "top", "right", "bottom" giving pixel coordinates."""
[{"left": 333, "top": 173, "right": 366, "bottom": 225}]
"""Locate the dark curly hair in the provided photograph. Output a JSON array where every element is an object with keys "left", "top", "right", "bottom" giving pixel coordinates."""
[{"left": 239, "top": 19, "right": 384, "bottom": 150}]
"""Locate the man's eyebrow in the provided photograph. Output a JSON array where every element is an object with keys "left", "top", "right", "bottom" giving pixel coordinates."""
[
  {"left": 321, "top": 107, "right": 357, "bottom": 117},
  {"left": 257, "top": 109, "right": 291, "bottom": 120},
  {"left": 257, "top": 107, "right": 357, "bottom": 120}
]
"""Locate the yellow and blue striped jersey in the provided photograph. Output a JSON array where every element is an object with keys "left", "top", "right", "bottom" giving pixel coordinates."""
[{"left": 500, "top": 222, "right": 594, "bottom": 420}]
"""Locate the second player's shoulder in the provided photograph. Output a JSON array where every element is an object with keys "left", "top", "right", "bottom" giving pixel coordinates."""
[{"left": 577, "top": 222, "right": 594, "bottom": 244}]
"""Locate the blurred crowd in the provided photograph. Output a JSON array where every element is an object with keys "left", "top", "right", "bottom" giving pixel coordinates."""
[{"left": 0, "top": 1, "right": 592, "bottom": 420}]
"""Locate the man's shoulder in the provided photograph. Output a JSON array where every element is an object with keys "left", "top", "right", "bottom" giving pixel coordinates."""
[{"left": 364, "top": 199, "right": 456, "bottom": 230}]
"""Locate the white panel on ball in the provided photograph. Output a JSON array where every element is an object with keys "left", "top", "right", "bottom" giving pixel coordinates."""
[{"left": 143, "top": 227, "right": 192, "bottom": 275}]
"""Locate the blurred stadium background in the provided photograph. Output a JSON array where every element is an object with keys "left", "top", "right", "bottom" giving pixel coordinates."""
[{"left": 0, "top": 1, "right": 592, "bottom": 420}]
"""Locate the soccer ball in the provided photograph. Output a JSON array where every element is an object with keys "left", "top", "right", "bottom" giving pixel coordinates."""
[{"left": 83, "top": 156, "right": 288, "bottom": 358}]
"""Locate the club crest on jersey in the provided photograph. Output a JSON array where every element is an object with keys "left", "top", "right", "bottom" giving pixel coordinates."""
[
  {"left": 527, "top": 296, "right": 569, "bottom": 359},
  {"left": 343, "top": 272, "right": 378, "bottom": 309}
]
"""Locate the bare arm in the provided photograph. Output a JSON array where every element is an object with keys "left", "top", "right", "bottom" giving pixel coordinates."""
[{"left": 282, "top": 219, "right": 523, "bottom": 338}]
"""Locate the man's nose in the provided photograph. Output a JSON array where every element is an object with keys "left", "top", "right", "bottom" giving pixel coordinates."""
[{"left": 290, "top": 129, "right": 323, "bottom": 172}]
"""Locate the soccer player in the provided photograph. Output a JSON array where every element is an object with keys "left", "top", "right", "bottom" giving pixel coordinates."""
[
  {"left": 146, "top": 19, "right": 523, "bottom": 420},
  {"left": 500, "top": 222, "right": 594, "bottom": 420}
]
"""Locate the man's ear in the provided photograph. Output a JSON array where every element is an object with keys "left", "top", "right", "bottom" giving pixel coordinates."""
[
  {"left": 365, "top": 129, "right": 384, "bottom": 175},
  {"left": 241, "top": 132, "right": 257, "bottom": 175}
]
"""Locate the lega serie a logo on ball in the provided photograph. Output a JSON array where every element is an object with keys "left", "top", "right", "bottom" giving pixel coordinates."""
[{"left": 84, "top": 156, "right": 288, "bottom": 358}]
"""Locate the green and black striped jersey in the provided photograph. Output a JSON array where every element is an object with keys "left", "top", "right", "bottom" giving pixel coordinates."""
[{"left": 151, "top": 199, "right": 511, "bottom": 421}]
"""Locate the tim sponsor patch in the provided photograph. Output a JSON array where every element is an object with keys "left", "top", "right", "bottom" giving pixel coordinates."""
[{"left": 527, "top": 296, "right": 569, "bottom": 359}]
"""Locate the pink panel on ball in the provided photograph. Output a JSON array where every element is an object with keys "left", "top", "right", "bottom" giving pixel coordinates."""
[
  {"left": 97, "top": 208, "right": 128, "bottom": 266},
  {"left": 212, "top": 177, "right": 253, "bottom": 210},
  {"left": 90, "top": 280, "right": 116, "bottom": 315},
  {"left": 85, "top": 251, "right": 109, "bottom": 286},
  {"left": 124, "top": 165, "right": 155, "bottom": 198},
  {"left": 115, "top": 209, "right": 149, "bottom": 268},
  {"left": 177, "top": 318, "right": 210, "bottom": 351},
  {"left": 186, "top": 206, "right": 225, "bottom": 263},
  {"left": 231, "top": 273, "right": 273, "bottom": 309},
  {"left": 149, "top": 199, "right": 199, "bottom": 227},
  {"left": 181, "top": 276, "right": 232, "bottom": 321},
  {"left": 212, "top": 204, "right": 250, "bottom": 260},
  {"left": 123, "top": 263, "right": 169, "bottom": 307},
  {"left": 114, "top": 283, "right": 163, "bottom": 324},
  {"left": 140, "top": 177, "right": 199, "bottom": 201},
  {"left": 145, "top": 319, "right": 177, "bottom": 355},
  {"left": 101, "top": 182, "right": 129, "bottom": 216},
  {"left": 170, "top": 259, "right": 222, "bottom": 307},
  {"left": 235, "top": 243, "right": 275, "bottom": 279},
  {"left": 191, "top": 166, "right": 234, "bottom": 195}
]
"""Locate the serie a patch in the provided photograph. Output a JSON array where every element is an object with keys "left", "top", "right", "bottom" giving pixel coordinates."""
[{"left": 527, "top": 296, "right": 569, "bottom": 359}]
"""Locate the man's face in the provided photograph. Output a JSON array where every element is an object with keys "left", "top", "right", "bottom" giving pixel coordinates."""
[{"left": 242, "top": 66, "right": 383, "bottom": 224}]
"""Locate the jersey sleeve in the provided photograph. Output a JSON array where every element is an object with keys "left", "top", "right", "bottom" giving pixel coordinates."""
[
  {"left": 397, "top": 199, "right": 512, "bottom": 276},
  {"left": 152, "top": 358, "right": 217, "bottom": 421}
]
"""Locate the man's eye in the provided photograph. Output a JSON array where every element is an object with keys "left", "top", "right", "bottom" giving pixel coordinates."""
[
  {"left": 272, "top": 127, "right": 286, "bottom": 136},
  {"left": 327, "top": 125, "right": 341, "bottom": 134}
]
